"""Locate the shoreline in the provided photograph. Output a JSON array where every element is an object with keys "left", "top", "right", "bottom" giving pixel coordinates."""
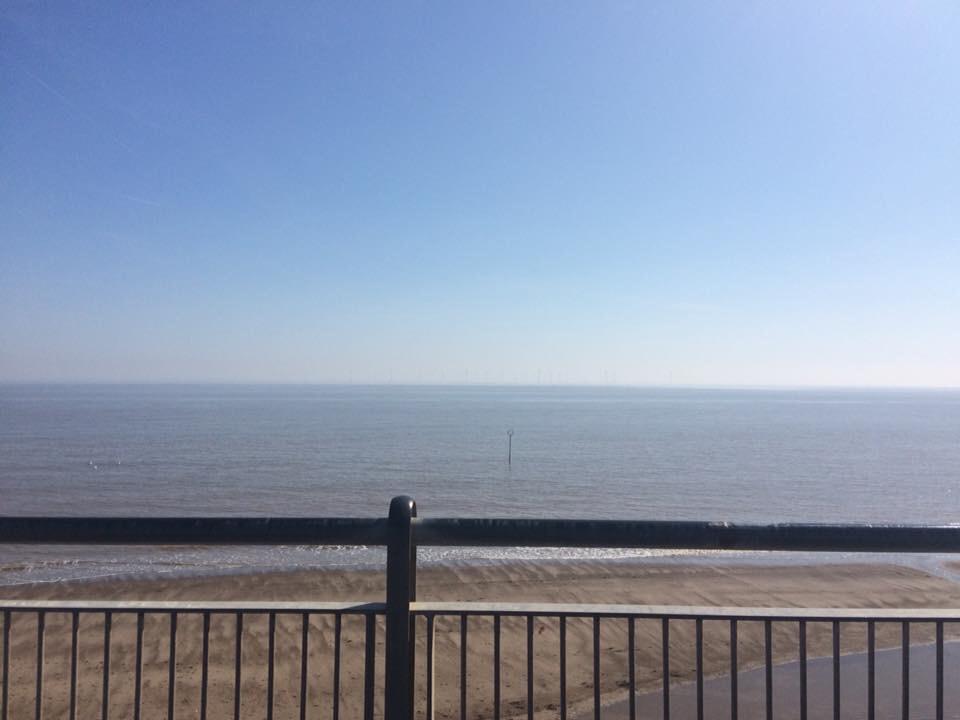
[
  {"left": 4, "top": 555, "right": 958, "bottom": 602},
  {"left": 4, "top": 546, "right": 960, "bottom": 590},
  {"left": 2, "top": 560, "right": 959, "bottom": 719}
]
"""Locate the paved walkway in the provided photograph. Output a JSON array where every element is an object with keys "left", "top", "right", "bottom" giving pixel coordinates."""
[{"left": 588, "top": 641, "right": 960, "bottom": 720}]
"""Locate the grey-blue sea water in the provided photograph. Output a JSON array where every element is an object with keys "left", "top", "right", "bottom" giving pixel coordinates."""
[{"left": 1, "top": 384, "right": 959, "bottom": 584}]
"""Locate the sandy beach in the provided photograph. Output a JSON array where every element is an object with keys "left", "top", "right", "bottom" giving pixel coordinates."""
[{"left": 2, "top": 560, "right": 959, "bottom": 719}]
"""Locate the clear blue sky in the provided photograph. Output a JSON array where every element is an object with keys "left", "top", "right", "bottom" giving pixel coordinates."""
[{"left": 2, "top": 2, "right": 958, "bottom": 386}]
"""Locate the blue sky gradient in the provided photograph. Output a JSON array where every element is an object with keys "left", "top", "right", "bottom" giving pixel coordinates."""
[{"left": 2, "top": 2, "right": 959, "bottom": 385}]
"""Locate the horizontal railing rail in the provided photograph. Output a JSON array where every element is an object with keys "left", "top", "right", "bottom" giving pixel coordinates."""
[
  {"left": 413, "top": 518, "right": 960, "bottom": 551},
  {"left": 2, "top": 496, "right": 960, "bottom": 720},
  {"left": 4, "top": 516, "right": 960, "bottom": 551},
  {"left": 412, "top": 602, "right": 960, "bottom": 622},
  {"left": 4, "top": 600, "right": 960, "bottom": 622},
  {"left": 0, "top": 600, "right": 386, "bottom": 613},
  {"left": 0, "top": 517, "right": 389, "bottom": 545}
]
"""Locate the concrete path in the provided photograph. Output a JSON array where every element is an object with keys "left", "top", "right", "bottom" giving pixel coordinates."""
[{"left": 584, "top": 641, "right": 960, "bottom": 720}]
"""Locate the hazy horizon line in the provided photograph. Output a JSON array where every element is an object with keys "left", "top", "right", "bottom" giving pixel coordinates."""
[{"left": 1, "top": 380, "right": 958, "bottom": 392}]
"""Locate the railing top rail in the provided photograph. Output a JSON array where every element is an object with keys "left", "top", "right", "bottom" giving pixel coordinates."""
[
  {"left": 414, "top": 518, "right": 960, "bottom": 552},
  {"left": 1, "top": 598, "right": 960, "bottom": 621},
  {"left": 0, "top": 517, "right": 389, "bottom": 545},
  {"left": 3, "top": 515, "right": 960, "bottom": 553},
  {"left": 411, "top": 601, "right": 960, "bottom": 621},
  {"left": 0, "top": 599, "right": 386, "bottom": 613}
]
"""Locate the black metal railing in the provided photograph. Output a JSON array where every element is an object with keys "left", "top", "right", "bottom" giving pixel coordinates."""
[
  {"left": 3, "top": 495, "right": 960, "bottom": 720},
  {"left": 0, "top": 601, "right": 384, "bottom": 720}
]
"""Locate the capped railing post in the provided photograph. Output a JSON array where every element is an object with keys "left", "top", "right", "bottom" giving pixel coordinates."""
[{"left": 385, "top": 496, "right": 417, "bottom": 720}]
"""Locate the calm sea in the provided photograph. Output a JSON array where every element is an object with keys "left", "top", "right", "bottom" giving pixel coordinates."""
[{"left": 1, "top": 384, "right": 959, "bottom": 584}]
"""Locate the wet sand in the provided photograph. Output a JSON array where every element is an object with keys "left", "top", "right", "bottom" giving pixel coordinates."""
[{"left": 1, "top": 560, "right": 958, "bottom": 719}]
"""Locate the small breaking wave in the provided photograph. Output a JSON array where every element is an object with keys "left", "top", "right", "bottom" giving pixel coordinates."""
[
  {"left": 0, "top": 545, "right": 950, "bottom": 588},
  {"left": 0, "top": 545, "right": 714, "bottom": 587}
]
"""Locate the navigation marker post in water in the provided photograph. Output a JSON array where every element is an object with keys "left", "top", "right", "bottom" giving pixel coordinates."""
[{"left": 507, "top": 428, "right": 514, "bottom": 466}]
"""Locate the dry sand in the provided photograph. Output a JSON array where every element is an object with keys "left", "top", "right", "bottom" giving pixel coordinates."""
[{"left": 2, "top": 560, "right": 959, "bottom": 719}]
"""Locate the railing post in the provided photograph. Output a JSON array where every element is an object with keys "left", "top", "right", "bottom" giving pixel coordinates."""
[{"left": 386, "top": 495, "right": 417, "bottom": 720}]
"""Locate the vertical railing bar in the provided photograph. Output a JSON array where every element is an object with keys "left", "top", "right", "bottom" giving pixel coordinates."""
[
  {"left": 560, "top": 616, "right": 567, "bottom": 720},
  {"left": 168, "top": 612, "right": 177, "bottom": 720},
  {"left": 1, "top": 610, "right": 8, "bottom": 720},
  {"left": 832, "top": 620, "right": 840, "bottom": 720},
  {"left": 385, "top": 496, "right": 416, "bottom": 720},
  {"left": 628, "top": 617, "right": 636, "bottom": 720},
  {"left": 492, "top": 615, "right": 499, "bottom": 720},
  {"left": 460, "top": 614, "right": 468, "bottom": 720},
  {"left": 332, "top": 614, "right": 341, "bottom": 720},
  {"left": 267, "top": 613, "right": 276, "bottom": 720},
  {"left": 799, "top": 620, "right": 806, "bottom": 720},
  {"left": 234, "top": 613, "right": 243, "bottom": 720},
  {"left": 34, "top": 611, "right": 45, "bottom": 720},
  {"left": 730, "top": 619, "right": 738, "bottom": 720},
  {"left": 200, "top": 612, "right": 210, "bottom": 720},
  {"left": 764, "top": 619, "right": 772, "bottom": 720},
  {"left": 102, "top": 612, "right": 111, "bottom": 720},
  {"left": 936, "top": 621, "right": 944, "bottom": 720},
  {"left": 299, "top": 613, "right": 309, "bottom": 720},
  {"left": 662, "top": 618, "right": 670, "bottom": 720},
  {"left": 902, "top": 622, "right": 909, "bottom": 720},
  {"left": 70, "top": 611, "right": 80, "bottom": 720},
  {"left": 427, "top": 615, "right": 436, "bottom": 720},
  {"left": 696, "top": 618, "right": 703, "bottom": 720},
  {"left": 867, "top": 621, "right": 875, "bottom": 720},
  {"left": 133, "top": 612, "right": 143, "bottom": 720},
  {"left": 410, "top": 610, "right": 416, "bottom": 718},
  {"left": 363, "top": 613, "right": 375, "bottom": 720},
  {"left": 528, "top": 615, "right": 535, "bottom": 720},
  {"left": 593, "top": 615, "right": 600, "bottom": 720}
]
